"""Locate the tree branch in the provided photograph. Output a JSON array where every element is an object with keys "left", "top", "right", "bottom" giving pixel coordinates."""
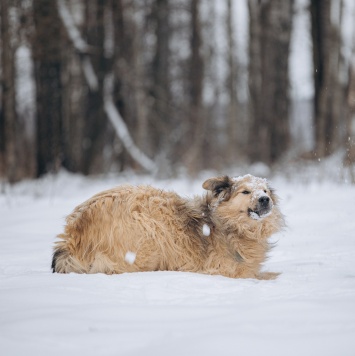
[
  {"left": 57, "top": 0, "right": 90, "bottom": 53},
  {"left": 103, "top": 74, "right": 156, "bottom": 172},
  {"left": 56, "top": 0, "right": 156, "bottom": 173}
]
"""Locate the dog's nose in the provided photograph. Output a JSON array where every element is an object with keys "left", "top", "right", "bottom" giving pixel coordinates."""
[{"left": 259, "top": 196, "right": 270, "bottom": 206}]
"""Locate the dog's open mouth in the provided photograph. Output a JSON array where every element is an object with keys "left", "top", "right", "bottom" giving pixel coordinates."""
[{"left": 248, "top": 207, "right": 272, "bottom": 220}]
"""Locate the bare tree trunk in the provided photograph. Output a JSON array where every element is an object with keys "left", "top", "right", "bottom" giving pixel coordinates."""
[
  {"left": 345, "top": 58, "right": 355, "bottom": 169},
  {"left": 311, "top": 0, "right": 345, "bottom": 157},
  {"left": 345, "top": 10, "right": 355, "bottom": 179},
  {"left": 248, "top": 0, "right": 293, "bottom": 164},
  {"left": 111, "top": 0, "right": 133, "bottom": 170},
  {"left": 248, "top": 0, "right": 265, "bottom": 162},
  {"left": 32, "top": 0, "right": 63, "bottom": 177},
  {"left": 203, "top": 2, "right": 222, "bottom": 170},
  {"left": 185, "top": 0, "right": 205, "bottom": 174},
  {"left": 132, "top": 10, "right": 150, "bottom": 158},
  {"left": 62, "top": 45, "right": 86, "bottom": 173},
  {"left": 82, "top": 0, "right": 108, "bottom": 174},
  {"left": 0, "top": 0, "right": 17, "bottom": 182},
  {"left": 58, "top": 0, "right": 156, "bottom": 174},
  {"left": 226, "top": 0, "right": 239, "bottom": 160},
  {"left": 59, "top": 0, "right": 86, "bottom": 174},
  {"left": 111, "top": 0, "right": 125, "bottom": 112},
  {"left": 112, "top": 0, "right": 151, "bottom": 168},
  {"left": 266, "top": 0, "right": 293, "bottom": 162},
  {"left": 151, "top": 0, "right": 171, "bottom": 151}
]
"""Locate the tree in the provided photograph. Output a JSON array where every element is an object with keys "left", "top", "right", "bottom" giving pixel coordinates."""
[
  {"left": 81, "top": 0, "right": 108, "bottom": 174},
  {"left": 60, "top": 0, "right": 87, "bottom": 174},
  {"left": 32, "top": 0, "right": 63, "bottom": 177},
  {"left": 345, "top": 24, "right": 355, "bottom": 181},
  {"left": 311, "top": 0, "right": 345, "bottom": 157},
  {"left": 57, "top": 0, "right": 156, "bottom": 174},
  {"left": 226, "top": 0, "right": 239, "bottom": 159},
  {"left": 150, "top": 0, "right": 172, "bottom": 168},
  {"left": 345, "top": 58, "right": 355, "bottom": 173},
  {"left": 0, "top": 0, "right": 17, "bottom": 182},
  {"left": 61, "top": 44, "right": 87, "bottom": 173},
  {"left": 185, "top": 0, "right": 205, "bottom": 174},
  {"left": 248, "top": 0, "right": 293, "bottom": 164}
]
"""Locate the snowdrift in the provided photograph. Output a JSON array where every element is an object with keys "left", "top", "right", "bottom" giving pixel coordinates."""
[{"left": 1, "top": 172, "right": 355, "bottom": 356}]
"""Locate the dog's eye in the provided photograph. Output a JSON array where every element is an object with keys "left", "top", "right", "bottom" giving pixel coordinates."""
[
  {"left": 264, "top": 190, "right": 267, "bottom": 193},
  {"left": 242, "top": 190, "right": 250, "bottom": 195}
]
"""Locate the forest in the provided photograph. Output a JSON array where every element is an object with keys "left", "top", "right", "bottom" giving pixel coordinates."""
[{"left": 1, "top": 0, "right": 355, "bottom": 182}]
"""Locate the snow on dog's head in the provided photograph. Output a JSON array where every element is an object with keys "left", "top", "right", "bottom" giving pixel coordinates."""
[
  {"left": 232, "top": 174, "right": 275, "bottom": 220},
  {"left": 202, "top": 174, "right": 283, "bottom": 235}
]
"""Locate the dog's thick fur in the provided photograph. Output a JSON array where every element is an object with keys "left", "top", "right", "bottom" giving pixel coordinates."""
[{"left": 52, "top": 174, "right": 284, "bottom": 279}]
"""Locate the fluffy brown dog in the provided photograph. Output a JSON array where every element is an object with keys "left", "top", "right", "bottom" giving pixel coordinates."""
[{"left": 52, "top": 174, "right": 284, "bottom": 279}]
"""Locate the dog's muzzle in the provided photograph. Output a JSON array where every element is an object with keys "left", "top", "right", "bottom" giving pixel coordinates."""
[{"left": 248, "top": 196, "right": 273, "bottom": 220}]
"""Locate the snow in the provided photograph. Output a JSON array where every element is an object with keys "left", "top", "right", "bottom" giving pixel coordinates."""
[
  {"left": 125, "top": 251, "right": 136, "bottom": 265},
  {"left": 249, "top": 209, "right": 272, "bottom": 221},
  {"left": 232, "top": 174, "right": 269, "bottom": 193},
  {"left": 1, "top": 171, "right": 355, "bottom": 356},
  {"left": 232, "top": 173, "right": 267, "bottom": 184},
  {"left": 252, "top": 189, "right": 268, "bottom": 199},
  {"left": 202, "top": 224, "right": 211, "bottom": 237},
  {"left": 249, "top": 211, "right": 261, "bottom": 220}
]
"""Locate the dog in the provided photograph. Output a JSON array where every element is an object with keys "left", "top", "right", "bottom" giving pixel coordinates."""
[{"left": 52, "top": 174, "right": 284, "bottom": 279}]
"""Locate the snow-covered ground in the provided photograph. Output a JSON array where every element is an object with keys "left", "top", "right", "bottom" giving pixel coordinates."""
[{"left": 1, "top": 171, "right": 355, "bottom": 356}]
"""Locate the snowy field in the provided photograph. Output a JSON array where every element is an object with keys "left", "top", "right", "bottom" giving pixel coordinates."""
[{"left": 1, "top": 170, "right": 355, "bottom": 356}]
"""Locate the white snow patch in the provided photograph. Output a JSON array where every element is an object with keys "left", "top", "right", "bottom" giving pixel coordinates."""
[
  {"left": 249, "top": 211, "right": 261, "bottom": 220},
  {"left": 253, "top": 189, "right": 267, "bottom": 199},
  {"left": 232, "top": 174, "right": 268, "bottom": 185},
  {"left": 250, "top": 210, "right": 272, "bottom": 221},
  {"left": 125, "top": 251, "right": 136, "bottom": 265},
  {"left": 202, "top": 224, "right": 211, "bottom": 236},
  {"left": 1, "top": 172, "right": 355, "bottom": 356},
  {"left": 232, "top": 175, "right": 269, "bottom": 193}
]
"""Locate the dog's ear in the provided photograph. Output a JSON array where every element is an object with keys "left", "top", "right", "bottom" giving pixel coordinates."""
[{"left": 202, "top": 176, "right": 233, "bottom": 199}]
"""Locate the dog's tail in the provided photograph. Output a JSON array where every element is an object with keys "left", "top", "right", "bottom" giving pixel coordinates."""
[{"left": 51, "top": 235, "right": 87, "bottom": 273}]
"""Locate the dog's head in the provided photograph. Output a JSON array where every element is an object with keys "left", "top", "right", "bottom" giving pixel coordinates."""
[{"left": 202, "top": 174, "right": 279, "bottom": 222}]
